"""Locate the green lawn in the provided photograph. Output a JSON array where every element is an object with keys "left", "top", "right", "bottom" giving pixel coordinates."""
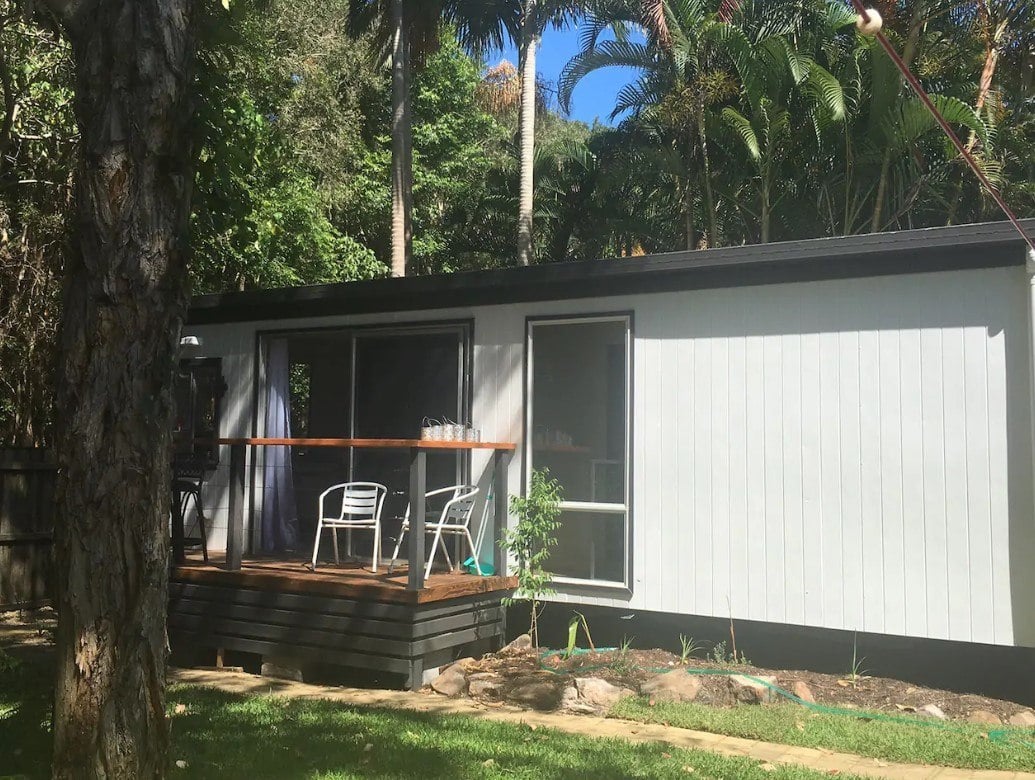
[
  {"left": 611, "top": 696, "right": 1035, "bottom": 773},
  {"left": 0, "top": 646, "right": 850, "bottom": 780}
]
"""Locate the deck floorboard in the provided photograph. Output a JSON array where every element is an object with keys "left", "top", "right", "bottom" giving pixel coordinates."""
[{"left": 171, "top": 554, "right": 516, "bottom": 605}]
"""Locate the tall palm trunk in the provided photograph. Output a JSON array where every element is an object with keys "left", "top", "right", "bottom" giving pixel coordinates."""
[
  {"left": 683, "top": 179, "right": 696, "bottom": 251},
  {"left": 48, "top": 0, "right": 196, "bottom": 774},
  {"left": 517, "top": 1, "right": 538, "bottom": 266},
  {"left": 390, "top": 0, "right": 413, "bottom": 277},
  {"left": 694, "top": 93, "right": 717, "bottom": 247}
]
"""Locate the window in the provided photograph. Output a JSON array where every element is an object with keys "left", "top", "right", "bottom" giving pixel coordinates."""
[
  {"left": 528, "top": 316, "right": 630, "bottom": 586},
  {"left": 172, "top": 358, "right": 226, "bottom": 469}
]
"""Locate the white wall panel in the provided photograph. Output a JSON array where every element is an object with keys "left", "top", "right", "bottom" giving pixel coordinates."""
[{"left": 187, "top": 263, "right": 1034, "bottom": 647}]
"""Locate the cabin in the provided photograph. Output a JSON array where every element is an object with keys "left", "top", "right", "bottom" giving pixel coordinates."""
[{"left": 172, "top": 219, "right": 1035, "bottom": 699}]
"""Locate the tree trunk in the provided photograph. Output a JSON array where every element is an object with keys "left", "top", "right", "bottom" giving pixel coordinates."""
[
  {"left": 390, "top": 0, "right": 413, "bottom": 277},
  {"left": 760, "top": 179, "right": 771, "bottom": 244},
  {"left": 50, "top": 0, "right": 196, "bottom": 775},
  {"left": 517, "top": 1, "right": 538, "bottom": 266},
  {"left": 683, "top": 178, "right": 695, "bottom": 251},
  {"left": 694, "top": 94, "right": 717, "bottom": 247}
]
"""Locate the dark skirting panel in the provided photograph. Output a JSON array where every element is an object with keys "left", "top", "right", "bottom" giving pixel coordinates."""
[{"left": 169, "top": 580, "right": 508, "bottom": 689}]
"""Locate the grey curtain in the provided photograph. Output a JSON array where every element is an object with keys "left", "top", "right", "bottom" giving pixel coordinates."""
[{"left": 261, "top": 339, "right": 298, "bottom": 552}]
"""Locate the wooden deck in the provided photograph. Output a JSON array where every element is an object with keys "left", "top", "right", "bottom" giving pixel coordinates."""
[
  {"left": 171, "top": 554, "right": 517, "bottom": 605},
  {"left": 168, "top": 554, "right": 516, "bottom": 689}
]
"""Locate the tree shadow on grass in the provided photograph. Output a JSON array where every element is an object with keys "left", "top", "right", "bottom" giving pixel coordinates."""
[{"left": 167, "top": 686, "right": 821, "bottom": 780}]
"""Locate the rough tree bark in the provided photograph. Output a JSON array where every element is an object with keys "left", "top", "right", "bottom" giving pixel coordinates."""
[{"left": 45, "top": 0, "right": 197, "bottom": 775}]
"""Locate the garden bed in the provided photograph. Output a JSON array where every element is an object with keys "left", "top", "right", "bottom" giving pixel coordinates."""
[{"left": 434, "top": 636, "right": 1035, "bottom": 728}]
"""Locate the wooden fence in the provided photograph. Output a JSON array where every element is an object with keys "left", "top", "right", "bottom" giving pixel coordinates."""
[{"left": 0, "top": 448, "right": 56, "bottom": 609}]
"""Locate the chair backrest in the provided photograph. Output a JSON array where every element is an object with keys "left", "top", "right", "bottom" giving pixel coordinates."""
[
  {"left": 337, "top": 482, "right": 386, "bottom": 522},
  {"left": 404, "top": 485, "right": 477, "bottom": 526},
  {"left": 437, "top": 486, "right": 479, "bottom": 529}
]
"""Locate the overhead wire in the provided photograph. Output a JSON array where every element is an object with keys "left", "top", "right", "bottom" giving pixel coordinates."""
[{"left": 847, "top": 0, "right": 1035, "bottom": 253}]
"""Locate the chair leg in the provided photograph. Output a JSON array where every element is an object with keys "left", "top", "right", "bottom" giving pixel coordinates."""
[
  {"left": 311, "top": 518, "right": 323, "bottom": 570},
  {"left": 425, "top": 525, "right": 445, "bottom": 582},
  {"left": 331, "top": 528, "right": 339, "bottom": 564},
  {"left": 464, "top": 528, "right": 482, "bottom": 575},
  {"left": 441, "top": 536, "right": 453, "bottom": 570},
  {"left": 388, "top": 527, "right": 406, "bottom": 574},
  {"left": 371, "top": 523, "right": 380, "bottom": 574}
]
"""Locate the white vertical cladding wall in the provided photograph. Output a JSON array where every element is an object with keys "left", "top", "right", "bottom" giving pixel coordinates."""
[
  {"left": 184, "top": 262, "right": 1034, "bottom": 647},
  {"left": 615, "top": 265, "right": 1033, "bottom": 648}
]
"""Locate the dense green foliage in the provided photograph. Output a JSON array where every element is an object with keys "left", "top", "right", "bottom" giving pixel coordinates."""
[{"left": 1, "top": 0, "right": 1033, "bottom": 443}]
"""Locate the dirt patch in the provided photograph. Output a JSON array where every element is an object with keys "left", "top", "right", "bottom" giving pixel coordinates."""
[{"left": 455, "top": 645, "right": 1035, "bottom": 725}]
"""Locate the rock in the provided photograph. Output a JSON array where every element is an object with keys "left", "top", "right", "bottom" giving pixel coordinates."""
[
  {"left": 431, "top": 665, "right": 468, "bottom": 697},
  {"left": 260, "top": 662, "right": 303, "bottom": 682},
  {"left": 574, "top": 677, "right": 635, "bottom": 710},
  {"left": 640, "top": 670, "right": 702, "bottom": 703},
  {"left": 729, "top": 674, "right": 777, "bottom": 705},
  {"left": 500, "top": 634, "right": 533, "bottom": 653},
  {"left": 469, "top": 674, "right": 502, "bottom": 699},
  {"left": 1008, "top": 710, "right": 1035, "bottom": 727},
  {"left": 790, "top": 681, "right": 816, "bottom": 704},
  {"left": 917, "top": 704, "right": 947, "bottom": 720},
  {"left": 561, "top": 685, "right": 596, "bottom": 714},
  {"left": 175, "top": 760, "right": 188, "bottom": 770},
  {"left": 965, "top": 709, "right": 1001, "bottom": 725},
  {"left": 507, "top": 676, "right": 564, "bottom": 710}
]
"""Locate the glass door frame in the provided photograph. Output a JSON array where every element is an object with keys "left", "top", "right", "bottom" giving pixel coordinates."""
[{"left": 524, "top": 312, "right": 633, "bottom": 589}]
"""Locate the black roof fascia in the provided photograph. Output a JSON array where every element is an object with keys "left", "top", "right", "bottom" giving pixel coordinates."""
[{"left": 187, "top": 219, "right": 1035, "bottom": 325}]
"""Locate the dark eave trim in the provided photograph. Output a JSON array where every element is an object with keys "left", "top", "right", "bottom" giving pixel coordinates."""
[{"left": 187, "top": 219, "right": 1035, "bottom": 325}]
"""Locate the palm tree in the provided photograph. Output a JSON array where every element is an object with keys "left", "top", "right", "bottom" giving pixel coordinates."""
[
  {"left": 512, "top": 1, "right": 582, "bottom": 265},
  {"left": 351, "top": 1, "right": 514, "bottom": 276},
  {"left": 561, "top": 0, "right": 765, "bottom": 248}
]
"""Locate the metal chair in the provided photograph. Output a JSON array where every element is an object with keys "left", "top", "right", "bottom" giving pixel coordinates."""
[
  {"left": 311, "top": 482, "right": 387, "bottom": 572},
  {"left": 389, "top": 485, "right": 481, "bottom": 580}
]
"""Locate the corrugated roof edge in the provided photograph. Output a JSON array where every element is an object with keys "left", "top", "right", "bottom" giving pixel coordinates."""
[{"left": 188, "top": 218, "right": 1035, "bottom": 325}]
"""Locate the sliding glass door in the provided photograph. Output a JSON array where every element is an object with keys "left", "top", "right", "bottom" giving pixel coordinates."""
[{"left": 267, "top": 323, "right": 469, "bottom": 557}]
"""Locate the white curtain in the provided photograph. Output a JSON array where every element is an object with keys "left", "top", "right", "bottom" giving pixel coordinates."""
[{"left": 261, "top": 339, "right": 298, "bottom": 552}]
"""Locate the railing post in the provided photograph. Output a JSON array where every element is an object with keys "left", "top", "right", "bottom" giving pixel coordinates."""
[
  {"left": 407, "top": 446, "right": 426, "bottom": 590},
  {"left": 493, "top": 448, "right": 510, "bottom": 577},
  {"left": 226, "top": 443, "right": 245, "bottom": 571}
]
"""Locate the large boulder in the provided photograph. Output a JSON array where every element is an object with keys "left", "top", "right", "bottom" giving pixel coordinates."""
[
  {"left": 574, "top": 677, "right": 635, "bottom": 710},
  {"left": 507, "top": 676, "right": 564, "bottom": 710},
  {"left": 729, "top": 674, "right": 777, "bottom": 705},
  {"left": 500, "top": 634, "right": 533, "bottom": 654},
  {"left": 641, "top": 670, "right": 702, "bottom": 703},
  {"left": 790, "top": 681, "right": 816, "bottom": 704},
  {"left": 1008, "top": 710, "right": 1035, "bottom": 727},
  {"left": 468, "top": 673, "right": 502, "bottom": 699},
  {"left": 561, "top": 685, "right": 596, "bottom": 714},
  {"left": 917, "top": 704, "right": 947, "bottom": 720},
  {"left": 431, "top": 664, "right": 468, "bottom": 697},
  {"left": 965, "top": 710, "right": 1001, "bottom": 725}
]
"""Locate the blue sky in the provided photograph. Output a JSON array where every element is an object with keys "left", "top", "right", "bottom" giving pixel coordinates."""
[{"left": 490, "top": 25, "right": 641, "bottom": 127}]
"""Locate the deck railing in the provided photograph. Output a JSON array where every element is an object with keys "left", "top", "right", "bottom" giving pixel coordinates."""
[{"left": 210, "top": 438, "right": 516, "bottom": 591}]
